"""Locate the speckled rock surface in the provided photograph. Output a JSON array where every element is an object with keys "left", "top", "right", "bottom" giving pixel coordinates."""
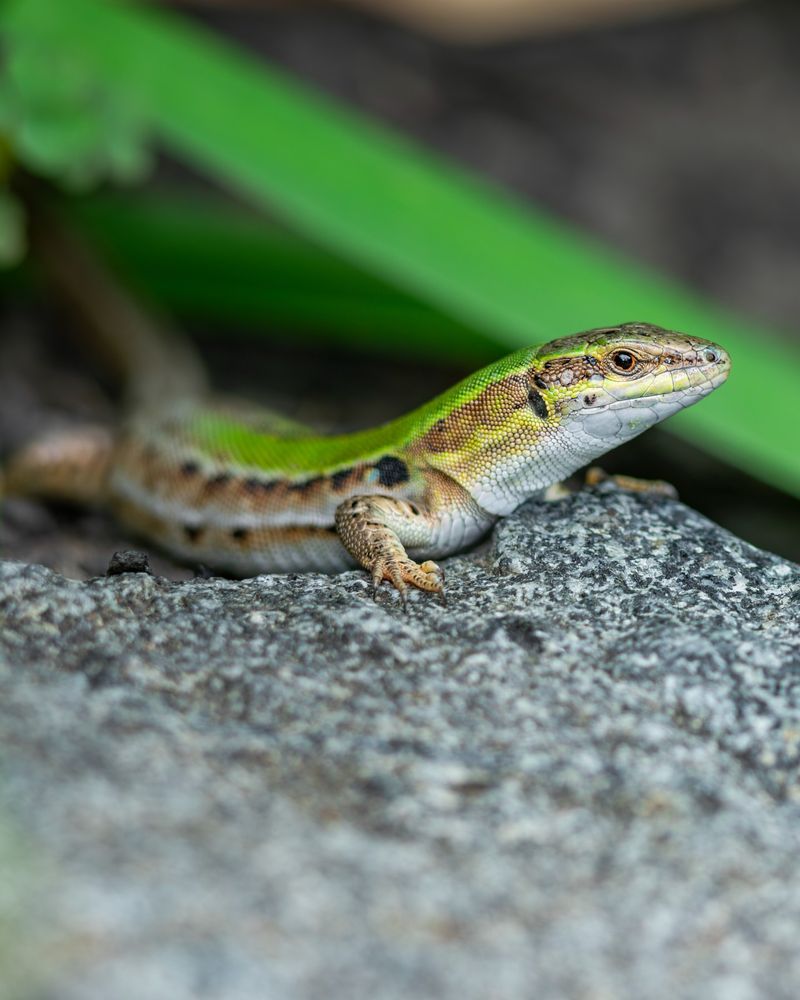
[{"left": 1, "top": 485, "right": 799, "bottom": 999}]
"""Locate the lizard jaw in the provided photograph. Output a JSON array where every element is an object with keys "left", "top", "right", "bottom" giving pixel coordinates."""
[{"left": 570, "top": 350, "right": 731, "bottom": 443}]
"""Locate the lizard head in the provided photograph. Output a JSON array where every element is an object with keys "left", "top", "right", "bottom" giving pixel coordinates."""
[
  {"left": 418, "top": 322, "right": 730, "bottom": 515},
  {"left": 529, "top": 321, "right": 731, "bottom": 440}
]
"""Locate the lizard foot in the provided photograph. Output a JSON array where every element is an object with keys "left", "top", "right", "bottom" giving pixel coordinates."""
[
  {"left": 335, "top": 494, "right": 448, "bottom": 606},
  {"left": 586, "top": 466, "right": 678, "bottom": 499}
]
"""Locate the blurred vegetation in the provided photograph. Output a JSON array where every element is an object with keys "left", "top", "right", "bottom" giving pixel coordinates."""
[
  {"left": 0, "top": 0, "right": 798, "bottom": 497},
  {"left": 0, "top": 12, "right": 150, "bottom": 262}
]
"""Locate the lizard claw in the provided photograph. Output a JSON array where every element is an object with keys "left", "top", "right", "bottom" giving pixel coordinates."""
[{"left": 369, "top": 555, "right": 444, "bottom": 605}]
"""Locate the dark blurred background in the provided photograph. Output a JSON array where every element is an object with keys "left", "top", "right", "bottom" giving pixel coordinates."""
[{"left": 2, "top": 0, "right": 799, "bottom": 573}]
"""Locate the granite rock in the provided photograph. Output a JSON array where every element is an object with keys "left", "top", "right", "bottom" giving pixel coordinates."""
[{"left": 0, "top": 485, "right": 799, "bottom": 999}]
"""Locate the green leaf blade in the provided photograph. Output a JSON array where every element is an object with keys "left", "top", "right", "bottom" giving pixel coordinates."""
[{"left": 5, "top": 0, "right": 799, "bottom": 496}]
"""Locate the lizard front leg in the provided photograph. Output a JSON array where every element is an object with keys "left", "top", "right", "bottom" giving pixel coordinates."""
[{"left": 335, "top": 495, "right": 446, "bottom": 602}]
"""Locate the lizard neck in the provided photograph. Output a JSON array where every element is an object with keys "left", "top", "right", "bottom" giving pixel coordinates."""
[{"left": 419, "top": 422, "right": 593, "bottom": 516}]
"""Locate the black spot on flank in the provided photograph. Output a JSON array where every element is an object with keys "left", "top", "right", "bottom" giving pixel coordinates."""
[
  {"left": 184, "top": 525, "right": 203, "bottom": 543},
  {"left": 288, "top": 476, "right": 324, "bottom": 492},
  {"left": 409, "top": 503, "right": 421, "bottom": 516},
  {"left": 375, "top": 455, "right": 410, "bottom": 488},
  {"left": 207, "top": 472, "right": 231, "bottom": 488},
  {"left": 533, "top": 374, "right": 548, "bottom": 390},
  {"left": 584, "top": 393, "right": 597, "bottom": 406},
  {"left": 331, "top": 468, "right": 353, "bottom": 491},
  {"left": 528, "top": 389, "right": 549, "bottom": 420},
  {"left": 243, "top": 477, "right": 277, "bottom": 494},
  {"left": 180, "top": 461, "right": 199, "bottom": 476},
  {"left": 231, "top": 527, "right": 249, "bottom": 541}
]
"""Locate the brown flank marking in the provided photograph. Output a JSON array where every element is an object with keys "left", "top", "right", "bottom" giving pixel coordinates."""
[{"left": 417, "top": 374, "right": 528, "bottom": 454}]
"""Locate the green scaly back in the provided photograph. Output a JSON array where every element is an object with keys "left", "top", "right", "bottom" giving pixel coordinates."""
[{"left": 181, "top": 347, "right": 538, "bottom": 478}]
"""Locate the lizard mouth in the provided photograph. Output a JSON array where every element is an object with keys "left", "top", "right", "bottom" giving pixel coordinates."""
[
  {"left": 569, "top": 360, "right": 730, "bottom": 447},
  {"left": 587, "top": 359, "right": 731, "bottom": 413}
]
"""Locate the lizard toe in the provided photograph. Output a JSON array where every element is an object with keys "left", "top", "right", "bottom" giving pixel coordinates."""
[{"left": 370, "top": 555, "right": 444, "bottom": 601}]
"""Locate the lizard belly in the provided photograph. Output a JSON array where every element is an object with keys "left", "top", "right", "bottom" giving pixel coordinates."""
[
  {"left": 110, "top": 482, "right": 357, "bottom": 575},
  {"left": 109, "top": 458, "right": 492, "bottom": 575},
  {"left": 408, "top": 505, "right": 494, "bottom": 560}
]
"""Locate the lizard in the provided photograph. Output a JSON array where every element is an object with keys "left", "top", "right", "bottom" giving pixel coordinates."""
[{"left": 0, "top": 217, "right": 731, "bottom": 602}]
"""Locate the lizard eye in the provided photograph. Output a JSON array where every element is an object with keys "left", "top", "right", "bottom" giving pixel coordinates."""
[{"left": 610, "top": 350, "right": 636, "bottom": 373}]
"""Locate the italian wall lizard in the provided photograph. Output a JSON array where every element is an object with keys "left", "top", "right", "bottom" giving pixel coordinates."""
[{"left": 1, "top": 222, "right": 731, "bottom": 601}]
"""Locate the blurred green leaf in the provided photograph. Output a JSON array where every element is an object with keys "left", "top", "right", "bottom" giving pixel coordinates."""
[
  {"left": 68, "top": 191, "right": 497, "bottom": 363},
  {"left": 7, "top": 36, "right": 89, "bottom": 106},
  {"left": 2, "top": 0, "right": 799, "bottom": 497}
]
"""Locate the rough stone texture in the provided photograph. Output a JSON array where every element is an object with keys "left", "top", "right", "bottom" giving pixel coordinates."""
[{"left": 1, "top": 485, "right": 799, "bottom": 999}]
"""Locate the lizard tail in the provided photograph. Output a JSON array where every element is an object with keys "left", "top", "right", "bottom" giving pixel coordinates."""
[
  {"left": 1, "top": 426, "right": 114, "bottom": 506},
  {"left": 25, "top": 195, "right": 207, "bottom": 409}
]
